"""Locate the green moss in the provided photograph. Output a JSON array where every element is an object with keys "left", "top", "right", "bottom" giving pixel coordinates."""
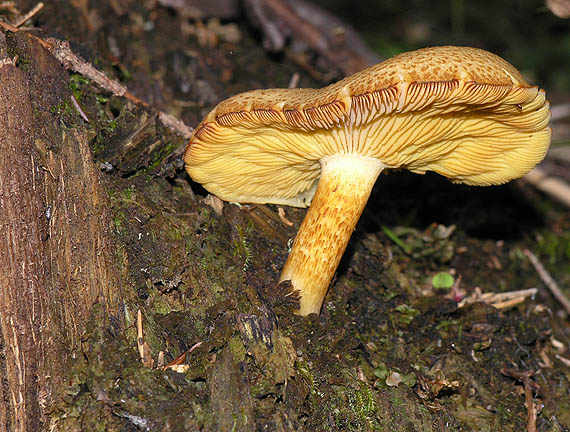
[
  {"left": 393, "top": 304, "right": 420, "bottom": 324},
  {"left": 103, "top": 118, "right": 118, "bottom": 133},
  {"left": 233, "top": 223, "right": 253, "bottom": 272},
  {"left": 49, "top": 101, "right": 73, "bottom": 117},
  {"left": 228, "top": 336, "right": 246, "bottom": 362},
  {"left": 114, "top": 241, "right": 129, "bottom": 280},
  {"left": 166, "top": 225, "right": 183, "bottom": 241},
  {"left": 147, "top": 139, "right": 183, "bottom": 171},
  {"left": 121, "top": 185, "right": 136, "bottom": 201},
  {"left": 50, "top": 304, "right": 211, "bottom": 430},
  {"left": 96, "top": 94, "right": 109, "bottom": 104},
  {"left": 146, "top": 287, "right": 177, "bottom": 315},
  {"left": 69, "top": 73, "right": 90, "bottom": 100},
  {"left": 113, "top": 210, "right": 126, "bottom": 234},
  {"left": 349, "top": 385, "right": 376, "bottom": 419},
  {"left": 329, "top": 382, "right": 381, "bottom": 431},
  {"left": 295, "top": 359, "right": 316, "bottom": 395},
  {"left": 537, "top": 230, "right": 570, "bottom": 271},
  {"left": 373, "top": 363, "right": 389, "bottom": 380}
]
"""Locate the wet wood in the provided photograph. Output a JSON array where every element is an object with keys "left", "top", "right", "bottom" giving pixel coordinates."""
[
  {"left": 0, "top": 34, "right": 124, "bottom": 431},
  {"left": 0, "top": 56, "right": 44, "bottom": 432}
]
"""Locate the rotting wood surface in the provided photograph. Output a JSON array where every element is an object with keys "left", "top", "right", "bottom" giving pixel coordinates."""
[
  {"left": 0, "top": 55, "right": 45, "bottom": 432},
  {"left": 0, "top": 33, "right": 124, "bottom": 432}
]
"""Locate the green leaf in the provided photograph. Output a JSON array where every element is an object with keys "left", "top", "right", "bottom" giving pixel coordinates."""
[
  {"left": 432, "top": 272, "right": 454, "bottom": 290},
  {"left": 373, "top": 364, "right": 389, "bottom": 380}
]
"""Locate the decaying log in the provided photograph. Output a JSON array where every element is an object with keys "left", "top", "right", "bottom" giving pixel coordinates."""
[
  {"left": 0, "top": 55, "right": 45, "bottom": 432},
  {"left": 0, "top": 33, "right": 124, "bottom": 431}
]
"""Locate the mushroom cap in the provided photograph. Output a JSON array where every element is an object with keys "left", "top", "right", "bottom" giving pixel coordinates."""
[{"left": 185, "top": 46, "right": 551, "bottom": 207}]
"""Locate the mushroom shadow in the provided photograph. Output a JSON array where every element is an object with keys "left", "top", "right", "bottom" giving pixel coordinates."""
[{"left": 356, "top": 170, "right": 545, "bottom": 241}]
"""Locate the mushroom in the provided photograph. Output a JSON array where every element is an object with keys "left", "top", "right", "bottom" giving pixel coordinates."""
[{"left": 185, "top": 46, "right": 551, "bottom": 315}]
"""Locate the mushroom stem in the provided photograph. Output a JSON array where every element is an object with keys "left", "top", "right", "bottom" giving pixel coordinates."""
[{"left": 279, "top": 154, "right": 385, "bottom": 315}]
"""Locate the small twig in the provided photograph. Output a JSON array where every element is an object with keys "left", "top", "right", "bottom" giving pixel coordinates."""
[
  {"left": 46, "top": 38, "right": 193, "bottom": 138},
  {"left": 481, "top": 289, "right": 537, "bottom": 302},
  {"left": 288, "top": 72, "right": 300, "bottom": 89},
  {"left": 492, "top": 297, "right": 527, "bottom": 309},
  {"left": 555, "top": 354, "right": 570, "bottom": 367},
  {"left": 46, "top": 38, "right": 129, "bottom": 96},
  {"left": 188, "top": 341, "right": 203, "bottom": 354},
  {"left": 70, "top": 94, "right": 89, "bottom": 122},
  {"left": 164, "top": 349, "right": 187, "bottom": 369},
  {"left": 161, "top": 341, "right": 203, "bottom": 371},
  {"left": 137, "top": 309, "right": 145, "bottom": 362},
  {"left": 500, "top": 368, "right": 539, "bottom": 432},
  {"left": 521, "top": 167, "right": 570, "bottom": 208},
  {"left": 458, "top": 287, "right": 537, "bottom": 309},
  {"left": 0, "top": 19, "right": 19, "bottom": 32},
  {"left": 13, "top": 2, "right": 43, "bottom": 28},
  {"left": 277, "top": 207, "right": 293, "bottom": 226},
  {"left": 157, "top": 112, "right": 193, "bottom": 139},
  {"left": 524, "top": 249, "right": 570, "bottom": 315},
  {"left": 137, "top": 309, "right": 154, "bottom": 368}
]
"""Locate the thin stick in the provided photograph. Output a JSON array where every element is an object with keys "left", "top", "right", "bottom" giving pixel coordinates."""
[
  {"left": 522, "top": 167, "right": 570, "bottom": 209},
  {"left": 555, "top": 354, "right": 570, "bottom": 368},
  {"left": 381, "top": 225, "right": 411, "bottom": 254},
  {"left": 13, "top": 2, "right": 43, "bottom": 28},
  {"left": 288, "top": 72, "right": 300, "bottom": 89},
  {"left": 0, "top": 19, "right": 19, "bottom": 32},
  {"left": 479, "top": 288, "right": 537, "bottom": 303},
  {"left": 136, "top": 309, "right": 145, "bottom": 362},
  {"left": 492, "top": 297, "right": 526, "bottom": 309},
  {"left": 500, "top": 369, "right": 538, "bottom": 432},
  {"left": 278, "top": 207, "right": 293, "bottom": 226},
  {"left": 162, "top": 341, "right": 203, "bottom": 370},
  {"left": 70, "top": 94, "right": 89, "bottom": 122},
  {"left": 136, "top": 309, "right": 154, "bottom": 368},
  {"left": 524, "top": 249, "right": 570, "bottom": 315},
  {"left": 458, "top": 288, "right": 537, "bottom": 309}
]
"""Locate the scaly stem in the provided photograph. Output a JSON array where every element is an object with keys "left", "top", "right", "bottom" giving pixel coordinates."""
[{"left": 279, "top": 154, "right": 384, "bottom": 315}]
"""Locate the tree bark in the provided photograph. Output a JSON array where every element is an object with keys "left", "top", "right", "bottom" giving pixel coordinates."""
[
  {"left": 0, "top": 34, "right": 124, "bottom": 432},
  {"left": 0, "top": 56, "right": 45, "bottom": 432}
]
